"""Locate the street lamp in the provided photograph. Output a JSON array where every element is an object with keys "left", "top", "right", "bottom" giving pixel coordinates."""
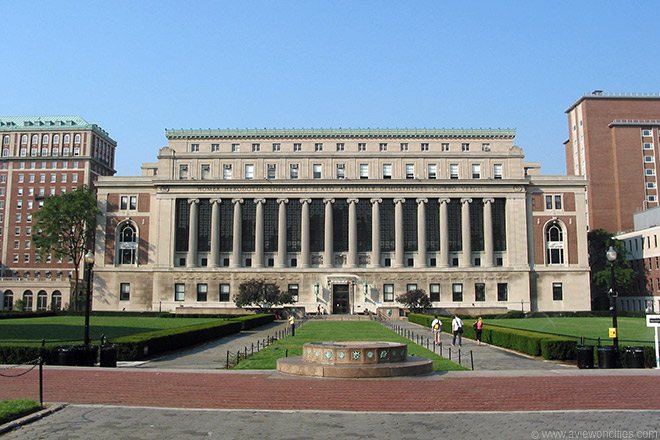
[
  {"left": 606, "top": 245, "right": 619, "bottom": 352},
  {"left": 314, "top": 282, "right": 319, "bottom": 298},
  {"left": 83, "top": 250, "right": 95, "bottom": 346}
]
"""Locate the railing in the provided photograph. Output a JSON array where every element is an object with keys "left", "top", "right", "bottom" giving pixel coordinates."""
[{"left": 0, "top": 357, "right": 44, "bottom": 406}]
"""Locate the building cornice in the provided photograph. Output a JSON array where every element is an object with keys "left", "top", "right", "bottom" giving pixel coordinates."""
[
  {"left": 565, "top": 92, "right": 660, "bottom": 113},
  {"left": 0, "top": 116, "right": 116, "bottom": 144}
]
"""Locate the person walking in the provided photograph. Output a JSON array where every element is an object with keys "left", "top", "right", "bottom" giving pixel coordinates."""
[
  {"left": 288, "top": 315, "right": 296, "bottom": 336},
  {"left": 451, "top": 313, "right": 463, "bottom": 347},
  {"left": 431, "top": 315, "right": 442, "bottom": 344},
  {"left": 475, "top": 317, "right": 483, "bottom": 346}
]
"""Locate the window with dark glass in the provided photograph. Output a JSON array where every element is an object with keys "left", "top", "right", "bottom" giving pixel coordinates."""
[
  {"left": 309, "top": 199, "right": 324, "bottom": 252},
  {"left": 357, "top": 199, "right": 372, "bottom": 252},
  {"left": 287, "top": 199, "right": 301, "bottom": 252},
  {"left": 383, "top": 284, "right": 394, "bottom": 302},
  {"left": 403, "top": 200, "right": 417, "bottom": 252},
  {"left": 288, "top": 284, "right": 299, "bottom": 302},
  {"left": 333, "top": 199, "right": 348, "bottom": 252},
  {"left": 426, "top": 199, "right": 439, "bottom": 251},
  {"left": 120, "top": 283, "right": 130, "bottom": 301},
  {"left": 197, "top": 199, "right": 212, "bottom": 252},
  {"left": 264, "top": 200, "right": 278, "bottom": 253},
  {"left": 120, "top": 196, "right": 128, "bottom": 210},
  {"left": 175, "top": 199, "right": 190, "bottom": 252},
  {"left": 380, "top": 199, "right": 395, "bottom": 252},
  {"left": 546, "top": 195, "right": 553, "bottom": 209},
  {"left": 448, "top": 199, "right": 462, "bottom": 251},
  {"left": 220, "top": 202, "right": 233, "bottom": 252},
  {"left": 119, "top": 223, "right": 137, "bottom": 264},
  {"left": 242, "top": 200, "right": 256, "bottom": 252},
  {"left": 470, "top": 198, "right": 484, "bottom": 251},
  {"left": 552, "top": 282, "right": 563, "bottom": 301},
  {"left": 430, "top": 284, "right": 440, "bottom": 302},
  {"left": 497, "top": 283, "right": 508, "bottom": 301},
  {"left": 452, "top": 283, "right": 463, "bottom": 302},
  {"left": 493, "top": 198, "right": 507, "bottom": 251},
  {"left": 475, "top": 283, "right": 485, "bottom": 302},
  {"left": 219, "top": 284, "right": 230, "bottom": 301},
  {"left": 197, "top": 284, "right": 207, "bottom": 302},
  {"left": 174, "top": 283, "right": 185, "bottom": 301},
  {"left": 554, "top": 195, "right": 562, "bottom": 210}
]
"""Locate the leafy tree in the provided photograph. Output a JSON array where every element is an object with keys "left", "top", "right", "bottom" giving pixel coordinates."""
[
  {"left": 588, "top": 229, "right": 636, "bottom": 310},
  {"left": 395, "top": 289, "right": 431, "bottom": 311},
  {"left": 13, "top": 299, "right": 25, "bottom": 312},
  {"left": 235, "top": 279, "right": 294, "bottom": 312},
  {"left": 33, "top": 185, "right": 100, "bottom": 310}
]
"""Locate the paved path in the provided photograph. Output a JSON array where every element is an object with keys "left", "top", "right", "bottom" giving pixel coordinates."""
[{"left": 3, "top": 405, "right": 660, "bottom": 440}]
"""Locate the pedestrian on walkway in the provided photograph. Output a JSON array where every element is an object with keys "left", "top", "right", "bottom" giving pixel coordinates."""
[
  {"left": 431, "top": 315, "right": 442, "bottom": 344},
  {"left": 451, "top": 313, "right": 463, "bottom": 347},
  {"left": 474, "top": 317, "right": 483, "bottom": 346},
  {"left": 288, "top": 315, "right": 296, "bottom": 336}
]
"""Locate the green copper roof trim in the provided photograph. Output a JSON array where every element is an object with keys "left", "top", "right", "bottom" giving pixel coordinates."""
[
  {"left": 0, "top": 116, "right": 116, "bottom": 143},
  {"left": 165, "top": 128, "right": 516, "bottom": 139}
]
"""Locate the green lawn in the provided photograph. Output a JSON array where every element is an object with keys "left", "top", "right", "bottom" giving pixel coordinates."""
[
  {"left": 483, "top": 317, "right": 655, "bottom": 344},
  {"left": 234, "top": 321, "right": 467, "bottom": 371},
  {"left": 0, "top": 316, "right": 224, "bottom": 345},
  {"left": 0, "top": 399, "right": 42, "bottom": 425}
]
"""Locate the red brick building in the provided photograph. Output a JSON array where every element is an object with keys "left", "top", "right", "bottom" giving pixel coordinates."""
[{"left": 565, "top": 91, "right": 660, "bottom": 233}]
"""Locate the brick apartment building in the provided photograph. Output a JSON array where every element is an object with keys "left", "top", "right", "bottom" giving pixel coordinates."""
[{"left": 0, "top": 116, "right": 116, "bottom": 311}]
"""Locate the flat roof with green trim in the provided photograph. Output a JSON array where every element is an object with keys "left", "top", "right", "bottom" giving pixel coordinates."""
[
  {"left": 166, "top": 127, "right": 516, "bottom": 140},
  {"left": 0, "top": 116, "right": 115, "bottom": 143}
]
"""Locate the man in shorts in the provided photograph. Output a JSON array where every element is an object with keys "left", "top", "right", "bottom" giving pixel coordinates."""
[{"left": 431, "top": 315, "right": 442, "bottom": 344}]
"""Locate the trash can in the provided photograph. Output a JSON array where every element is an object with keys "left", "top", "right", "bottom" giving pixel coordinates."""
[
  {"left": 58, "top": 346, "right": 76, "bottom": 366},
  {"left": 625, "top": 346, "right": 645, "bottom": 369},
  {"left": 597, "top": 345, "right": 617, "bottom": 369},
  {"left": 576, "top": 345, "right": 595, "bottom": 369},
  {"left": 100, "top": 345, "right": 117, "bottom": 368},
  {"left": 74, "top": 345, "right": 98, "bottom": 367}
]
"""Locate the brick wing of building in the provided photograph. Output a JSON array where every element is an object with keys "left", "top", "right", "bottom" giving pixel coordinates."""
[
  {"left": 93, "top": 127, "right": 590, "bottom": 314},
  {"left": 0, "top": 116, "right": 116, "bottom": 311}
]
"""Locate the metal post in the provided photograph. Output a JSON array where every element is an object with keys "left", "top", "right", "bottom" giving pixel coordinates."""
[
  {"left": 470, "top": 350, "right": 474, "bottom": 371},
  {"left": 458, "top": 349, "right": 462, "bottom": 365},
  {"left": 38, "top": 357, "right": 43, "bottom": 407},
  {"left": 449, "top": 347, "right": 452, "bottom": 361},
  {"left": 610, "top": 260, "right": 619, "bottom": 352},
  {"left": 226, "top": 351, "right": 229, "bottom": 369},
  {"left": 84, "top": 259, "right": 93, "bottom": 346}
]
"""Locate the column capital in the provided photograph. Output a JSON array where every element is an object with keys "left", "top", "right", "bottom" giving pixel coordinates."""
[
  {"left": 255, "top": 198, "right": 266, "bottom": 205},
  {"left": 210, "top": 198, "right": 222, "bottom": 205},
  {"left": 416, "top": 198, "right": 428, "bottom": 205},
  {"left": 300, "top": 198, "right": 312, "bottom": 205},
  {"left": 439, "top": 198, "right": 451, "bottom": 205},
  {"left": 323, "top": 198, "right": 335, "bottom": 205},
  {"left": 188, "top": 198, "right": 200, "bottom": 205},
  {"left": 370, "top": 198, "right": 383, "bottom": 205},
  {"left": 232, "top": 198, "right": 244, "bottom": 205},
  {"left": 393, "top": 197, "right": 405, "bottom": 205},
  {"left": 483, "top": 198, "right": 495, "bottom": 205},
  {"left": 461, "top": 197, "right": 473, "bottom": 205},
  {"left": 347, "top": 198, "right": 359, "bottom": 205},
  {"left": 277, "top": 198, "right": 289, "bottom": 205}
]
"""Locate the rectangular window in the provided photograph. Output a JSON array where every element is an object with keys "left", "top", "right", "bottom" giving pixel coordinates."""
[
  {"left": 197, "top": 284, "right": 208, "bottom": 302},
  {"left": 493, "top": 164, "right": 503, "bottom": 179},
  {"left": 482, "top": 143, "right": 491, "bottom": 152},
  {"left": 452, "top": 283, "right": 463, "bottom": 302},
  {"left": 644, "top": 143, "right": 653, "bottom": 150},
  {"left": 497, "top": 283, "right": 508, "bottom": 301},
  {"left": 191, "top": 144, "right": 199, "bottom": 152},
  {"left": 642, "top": 129, "right": 653, "bottom": 137},
  {"left": 293, "top": 143, "right": 301, "bottom": 152},
  {"left": 442, "top": 143, "right": 450, "bottom": 152},
  {"left": 211, "top": 144, "right": 219, "bottom": 152},
  {"left": 427, "top": 164, "right": 437, "bottom": 179},
  {"left": 244, "top": 164, "right": 254, "bottom": 180},
  {"left": 462, "top": 143, "right": 470, "bottom": 151},
  {"left": 288, "top": 284, "right": 299, "bottom": 302},
  {"left": 129, "top": 196, "right": 137, "bottom": 210},
  {"left": 336, "top": 143, "right": 344, "bottom": 151},
  {"left": 315, "top": 143, "right": 323, "bottom": 152},
  {"left": 379, "top": 143, "right": 387, "bottom": 152},
  {"left": 546, "top": 195, "right": 553, "bottom": 209},
  {"left": 120, "top": 196, "right": 128, "bottom": 210},
  {"left": 120, "top": 283, "right": 130, "bottom": 301},
  {"left": 231, "top": 143, "right": 239, "bottom": 152},
  {"left": 475, "top": 283, "right": 485, "bottom": 302},
  {"left": 360, "top": 164, "right": 369, "bottom": 179},
  {"left": 252, "top": 143, "right": 260, "bottom": 152},
  {"left": 647, "top": 182, "right": 657, "bottom": 189},
  {"left": 405, "top": 164, "right": 414, "bottom": 179},
  {"left": 406, "top": 283, "right": 417, "bottom": 292},
  {"left": 472, "top": 164, "right": 481, "bottom": 179},
  {"left": 358, "top": 143, "right": 366, "bottom": 152},
  {"left": 645, "top": 156, "right": 654, "bottom": 162},
  {"left": 430, "top": 284, "right": 440, "bottom": 302},
  {"left": 336, "top": 164, "right": 345, "bottom": 179},
  {"left": 313, "top": 164, "right": 322, "bottom": 179},
  {"left": 219, "top": 284, "right": 230, "bottom": 302},
  {"left": 223, "top": 164, "right": 232, "bottom": 179},
  {"left": 272, "top": 143, "right": 281, "bottom": 152},
  {"left": 179, "top": 164, "right": 189, "bottom": 180},
  {"left": 290, "top": 164, "right": 299, "bottom": 179},
  {"left": 554, "top": 195, "right": 562, "bottom": 209},
  {"left": 645, "top": 169, "right": 656, "bottom": 176},
  {"left": 267, "top": 164, "right": 276, "bottom": 179},
  {"left": 400, "top": 143, "right": 408, "bottom": 151},
  {"left": 421, "top": 143, "right": 429, "bottom": 151},
  {"left": 450, "top": 164, "right": 459, "bottom": 179},
  {"left": 383, "top": 284, "right": 394, "bottom": 302},
  {"left": 174, "top": 283, "right": 185, "bottom": 301},
  {"left": 200, "top": 164, "right": 210, "bottom": 180},
  {"left": 383, "top": 164, "right": 392, "bottom": 179},
  {"left": 552, "top": 282, "right": 563, "bottom": 301}
]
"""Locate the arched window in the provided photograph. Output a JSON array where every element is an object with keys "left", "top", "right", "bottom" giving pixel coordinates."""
[
  {"left": 23, "top": 290, "right": 33, "bottom": 311},
  {"left": 37, "top": 290, "right": 48, "bottom": 311},
  {"left": 545, "top": 221, "right": 565, "bottom": 265},
  {"left": 3, "top": 135, "right": 9, "bottom": 145},
  {"left": 118, "top": 223, "right": 137, "bottom": 265},
  {"left": 43, "top": 134, "right": 49, "bottom": 144},
  {"left": 31, "top": 135, "right": 38, "bottom": 144},
  {"left": 74, "top": 134, "right": 81, "bottom": 144},
  {"left": 63, "top": 134, "right": 70, "bottom": 144},
  {"left": 53, "top": 134, "right": 60, "bottom": 145},
  {"left": 21, "top": 135, "right": 27, "bottom": 144},
  {"left": 2, "top": 290, "right": 13, "bottom": 310},
  {"left": 51, "top": 291, "right": 62, "bottom": 311}
]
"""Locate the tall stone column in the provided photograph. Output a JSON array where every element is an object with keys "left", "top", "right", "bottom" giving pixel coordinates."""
[
  {"left": 323, "top": 198, "right": 335, "bottom": 268},
  {"left": 439, "top": 198, "right": 450, "bottom": 268},
  {"left": 347, "top": 198, "right": 358, "bottom": 268},
  {"left": 370, "top": 198, "right": 382, "bottom": 268},
  {"left": 483, "top": 198, "right": 494, "bottom": 267},
  {"left": 394, "top": 198, "right": 405, "bottom": 268},
  {"left": 416, "top": 198, "right": 428, "bottom": 268},
  {"left": 276, "top": 198, "right": 288, "bottom": 268},
  {"left": 186, "top": 198, "right": 199, "bottom": 268},
  {"left": 461, "top": 198, "right": 472, "bottom": 268},
  {"left": 231, "top": 198, "right": 243, "bottom": 268},
  {"left": 300, "top": 199, "right": 311, "bottom": 268},
  {"left": 210, "top": 199, "right": 221, "bottom": 267},
  {"left": 254, "top": 198, "right": 266, "bottom": 268}
]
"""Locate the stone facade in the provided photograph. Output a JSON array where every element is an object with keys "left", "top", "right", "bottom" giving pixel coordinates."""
[{"left": 92, "top": 128, "right": 590, "bottom": 314}]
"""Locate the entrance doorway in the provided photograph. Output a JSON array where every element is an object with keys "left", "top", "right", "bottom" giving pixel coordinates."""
[{"left": 332, "top": 284, "right": 350, "bottom": 314}]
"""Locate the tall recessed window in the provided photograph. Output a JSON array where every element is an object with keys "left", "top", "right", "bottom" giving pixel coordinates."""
[
  {"left": 497, "top": 283, "right": 508, "bottom": 301},
  {"left": 450, "top": 164, "right": 459, "bottom": 179},
  {"left": 452, "top": 283, "right": 463, "bottom": 302},
  {"left": 462, "top": 143, "right": 470, "bottom": 152},
  {"left": 358, "top": 143, "right": 366, "bottom": 152},
  {"left": 267, "top": 164, "right": 276, "bottom": 179},
  {"left": 552, "top": 282, "right": 563, "bottom": 301},
  {"left": 545, "top": 221, "right": 564, "bottom": 264},
  {"left": 118, "top": 223, "right": 137, "bottom": 265},
  {"left": 174, "top": 283, "right": 185, "bottom": 301},
  {"left": 313, "top": 164, "right": 322, "bottom": 179},
  {"left": 360, "top": 164, "right": 369, "bottom": 179},
  {"left": 219, "top": 284, "right": 230, "bottom": 302},
  {"left": 252, "top": 143, "right": 260, "bottom": 152},
  {"left": 493, "top": 164, "right": 503, "bottom": 179},
  {"left": 223, "top": 164, "right": 232, "bottom": 179},
  {"left": 197, "top": 284, "right": 208, "bottom": 302},
  {"left": 430, "top": 284, "right": 440, "bottom": 302},
  {"left": 336, "top": 164, "right": 345, "bottom": 179},
  {"left": 179, "top": 164, "right": 188, "bottom": 180},
  {"left": 272, "top": 143, "right": 280, "bottom": 152},
  {"left": 472, "top": 164, "right": 481, "bottom": 179},
  {"left": 120, "top": 283, "right": 130, "bottom": 301},
  {"left": 475, "top": 283, "right": 485, "bottom": 302},
  {"left": 405, "top": 164, "right": 414, "bottom": 179},
  {"left": 290, "top": 164, "right": 299, "bottom": 179},
  {"left": 200, "top": 164, "right": 210, "bottom": 180},
  {"left": 382, "top": 164, "right": 392, "bottom": 179},
  {"left": 244, "top": 164, "right": 254, "bottom": 180},
  {"left": 314, "top": 143, "right": 323, "bottom": 152},
  {"left": 383, "top": 284, "right": 394, "bottom": 302}
]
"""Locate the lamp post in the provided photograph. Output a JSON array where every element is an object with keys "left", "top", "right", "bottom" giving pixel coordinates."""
[
  {"left": 83, "top": 250, "right": 95, "bottom": 346},
  {"left": 314, "top": 282, "right": 319, "bottom": 299},
  {"left": 606, "top": 245, "right": 619, "bottom": 352}
]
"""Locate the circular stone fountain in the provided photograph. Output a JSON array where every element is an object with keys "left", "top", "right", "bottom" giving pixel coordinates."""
[{"left": 276, "top": 341, "right": 433, "bottom": 378}]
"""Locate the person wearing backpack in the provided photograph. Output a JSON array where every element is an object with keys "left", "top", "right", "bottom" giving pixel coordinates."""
[
  {"left": 431, "top": 315, "right": 442, "bottom": 344},
  {"left": 451, "top": 313, "right": 463, "bottom": 347}
]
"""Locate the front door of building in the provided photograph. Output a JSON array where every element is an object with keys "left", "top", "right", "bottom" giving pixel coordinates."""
[{"left": 332, "top": 284, "right": 350, "bottom": 314}]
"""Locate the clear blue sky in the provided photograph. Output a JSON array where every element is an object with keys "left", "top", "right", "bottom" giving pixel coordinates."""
[{"left": 1, "top": 1, "right": 657, "bottom": 176}]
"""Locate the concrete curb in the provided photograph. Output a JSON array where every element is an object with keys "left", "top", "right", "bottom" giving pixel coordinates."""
[{"left": 0, "top": 403, "right": 66, "bottom": 435}]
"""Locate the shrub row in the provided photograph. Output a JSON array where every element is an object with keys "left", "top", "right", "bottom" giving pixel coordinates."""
[{"left": 472, "top": 310, "right": 648, "bottom": 320}]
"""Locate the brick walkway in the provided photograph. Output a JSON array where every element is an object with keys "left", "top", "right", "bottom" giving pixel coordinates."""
[{"left": 1, "top": 367, "right": 659, "bottom": 412}]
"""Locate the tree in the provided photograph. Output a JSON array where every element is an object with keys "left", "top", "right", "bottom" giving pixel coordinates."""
[
  {"left": 395, "top": 289, "right": 431, "bottom": 311},
  {"left": 33, "top": 185, "right": 100, "bottom": 310},
  {"left": 588, "top": 229, "right": 636, "bottom": 310},
  {"left": 234, "top": 279, "right": 294, "bottom": 312}
]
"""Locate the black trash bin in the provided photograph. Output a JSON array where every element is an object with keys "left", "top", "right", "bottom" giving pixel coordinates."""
[
  {"left": 625, "top": 346, "right": 645, "bottom": 368},
  {"left": 74, "top": 345, "right": 98, "bottom": 367},
  {"left": 576, "top": 345, "right": 595, "bottom": 369},
  {"left": 58, "top": 346, "right": 76, "bottom": 366},
  {"left": 597, "top": 345, "right": 617, "bottom": 369},
  {"left": 100, "top": 345, "right": 117, "bottom": 368}
]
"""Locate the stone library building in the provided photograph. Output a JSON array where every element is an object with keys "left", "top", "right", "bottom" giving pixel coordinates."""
[{"left": 92, "top": 127, "right": 591, "bottom": 314}]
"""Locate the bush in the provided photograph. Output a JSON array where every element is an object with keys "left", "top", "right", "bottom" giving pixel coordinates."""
[{"left": 541, "top": 338, "right": 577, "bottom": 360}]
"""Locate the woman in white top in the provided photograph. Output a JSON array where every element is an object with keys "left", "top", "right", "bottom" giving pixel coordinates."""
[{"left": 451, "top": 314, "right": 463, "bottom": 347}]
